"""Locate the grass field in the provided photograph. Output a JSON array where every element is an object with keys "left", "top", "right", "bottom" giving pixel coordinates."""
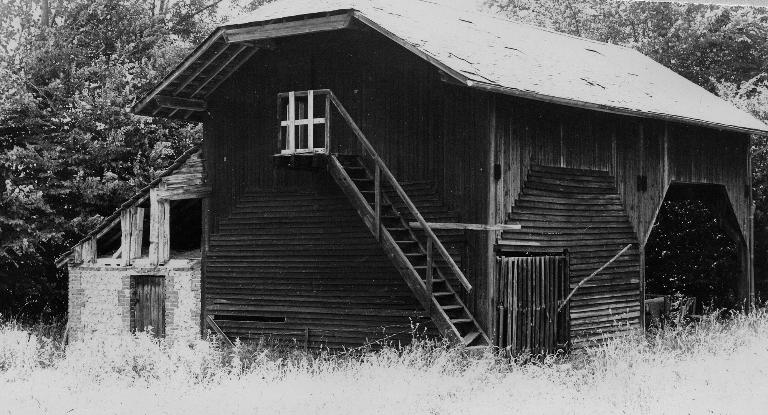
[{"left": 2, "top": 310, "right": 768, "bottom": 415}]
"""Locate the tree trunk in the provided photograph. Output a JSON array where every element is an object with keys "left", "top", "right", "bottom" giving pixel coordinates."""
[{"left": 41, "top": 0, "right": 50, "bottom": 27}]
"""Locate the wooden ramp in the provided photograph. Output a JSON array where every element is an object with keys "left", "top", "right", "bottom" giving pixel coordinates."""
[{"left": 499, "top": 165, "right": 640, "bottom": 347}]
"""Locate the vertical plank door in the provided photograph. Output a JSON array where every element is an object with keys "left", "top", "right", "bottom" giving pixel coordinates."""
[
  {"left": 496, "top": 255, "right": 569, "bottom": 354},
  {"left": 131, "top": 275, "right": 166, "bottom": 337}
]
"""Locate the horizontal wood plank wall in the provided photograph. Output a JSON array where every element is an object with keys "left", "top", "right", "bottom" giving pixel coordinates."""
[
  {"left": 495, "top": 95, "right": 752, "bottom": 344},
  {"left": 496, "top": 97, "right": 750, "bottom": 241},
  {"left": 203, "top": 29, "right": 493, "bottom": 334},
  {"left": 205, "top": 175, "right": 435, "bottom": 348}
]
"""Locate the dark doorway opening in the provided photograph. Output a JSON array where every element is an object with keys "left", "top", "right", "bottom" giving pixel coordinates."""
[
  {"left": 645, "top": 183, "right": 745, "bottom": 323},
  {"left": 169, "top": 198, "right": 202, "bottom": 258}
]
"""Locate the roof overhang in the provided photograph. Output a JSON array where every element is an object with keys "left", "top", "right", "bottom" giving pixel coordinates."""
[
  {"left": 132, "top": 7, "right": 767, "bottom": 136},
  {"left": 132, "top": 10, "right": 366, "bottom": 120}
]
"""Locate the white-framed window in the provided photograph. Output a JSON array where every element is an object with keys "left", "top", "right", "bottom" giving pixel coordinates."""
[{"left": 278, "top": 90, "right": 329, "bottom": 155}]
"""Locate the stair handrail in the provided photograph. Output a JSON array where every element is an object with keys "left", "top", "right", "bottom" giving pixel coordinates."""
[{"left": 323, "top": 90, "right": 473, "bottom": 293}]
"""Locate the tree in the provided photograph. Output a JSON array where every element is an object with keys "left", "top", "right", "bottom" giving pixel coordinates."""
[{"left": 0, "top": 0, "right": 232, "bottom": 320}]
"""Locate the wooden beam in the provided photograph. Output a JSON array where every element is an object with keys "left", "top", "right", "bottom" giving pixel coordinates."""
[
  {"left": 72, "top": 244, "right": 83, "bottom": 265},
  {"left": 120, "top": 209, "right": 133, "bottom": 266},
  {"left": 132, "top": 30, "right": 224, "bottom": 114},
  {"left": 154, "top": 95, "right": 207, "bottom": 112},
  {"left": 173, "top": 44, "right": 231, "bottom": 95},
  {"left": 558, "top": 244, "right": 633, "bottom": 313},
  {"left": 194, "top": 45, "right": 253, "bottom": 98},
  {"left": 131, "top": 207, "right": 145, "bottom": 260},
  {"left": 81, "top": 237, "right": 97, "bottom": 264},
  {"left": 206, "top": 316, "right": 234, "bottom": 347},
  {"left": 149, "top": 189, "right": 170, "bottom": 266},
  {"left": 408, "top": 222, "right": 522, "bottom": 231},
  {"left": 222, "top": 14, "right": 352, "bottom": 43},
  {"left": 156, "top": 185, "right": 211, "bottom": 201}
]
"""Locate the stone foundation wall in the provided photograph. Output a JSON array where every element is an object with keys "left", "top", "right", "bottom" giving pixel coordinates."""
[{"left": 67, "top": 259, "right": 201, "bottom": 342}]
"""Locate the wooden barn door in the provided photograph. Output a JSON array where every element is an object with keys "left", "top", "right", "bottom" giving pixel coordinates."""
[
  {"left": 495, "top": 256, "right": 570, "bottom": 354},
  {"left": 130, "top": 275, "right": 166, "bottom": 337}
]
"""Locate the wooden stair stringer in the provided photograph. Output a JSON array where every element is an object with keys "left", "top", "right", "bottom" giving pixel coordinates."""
[{"left": 327, "top": 154, "right": 489, "bottom": 346}]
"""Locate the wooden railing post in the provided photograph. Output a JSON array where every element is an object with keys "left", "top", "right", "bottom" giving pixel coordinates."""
[
  {"left": 426, "top": 237, "right": 434, "bottom": 308},
  {"left": 324, "top": 92, "right": 331, "bottom": 151},
  {"left": 374, "top": 164, "right": 381, "bottom": 241}
]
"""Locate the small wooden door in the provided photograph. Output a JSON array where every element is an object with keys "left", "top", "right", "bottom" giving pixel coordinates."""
[
  {"left": 130, "top": 275, "right": 165, "bottom": 337},
  {"left": 496, "top": 255, "right": 570, "bottom": 354}
]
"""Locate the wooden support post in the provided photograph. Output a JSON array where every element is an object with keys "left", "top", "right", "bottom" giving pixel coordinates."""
[
  {"left": 374, "top": 164, "right": 381, "bottom": 241},
  {"left": 324, "top": 93, "right": 330, "bottom": 151},
  {"left": 72, "top": 245, "right": 83, "bottom": 265},
  {"left": 159, "top": 200, "right": 170, "bottom": 264},
  {"left": 149, "top": 189, "right": 170, "bottom": 266},
  {"left": 120, "top": 208, "right": 133, "bottom": 266},
  {"left": 426, "top": 238, "right": 434, "bottom": 311},
  {"left": 81, "top": 237, "right": 97, "bottom": 264},
  {"left": 131, "top": 208, "right": 145, "bottom": 259},
  {"left": 149, "top": 189, "right": 158, "bottom": 265}
]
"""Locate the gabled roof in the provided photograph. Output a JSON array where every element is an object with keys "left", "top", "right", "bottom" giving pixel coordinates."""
[{"left": 133, "top": 0, "right": 768, "bottom": 135}]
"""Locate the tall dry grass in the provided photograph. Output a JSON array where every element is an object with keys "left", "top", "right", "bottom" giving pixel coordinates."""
[{"left": 2, "top": 309, "right": 768, "bottom": 414}]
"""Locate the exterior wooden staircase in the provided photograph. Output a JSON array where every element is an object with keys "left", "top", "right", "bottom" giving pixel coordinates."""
[
  {"left": 307, "top": 90, "right": 489, "bottom": 347},
  {"left": 327, "top": 155, "right": 489, "bottom": 346}
]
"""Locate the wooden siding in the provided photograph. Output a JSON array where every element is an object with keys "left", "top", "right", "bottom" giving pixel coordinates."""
[
  {"left": 494, "top": 96, "right": 752, "bottom": 343},
  {"left": 495, "top": 97, "right": 751, "bottom": 242},
  {"left": 205, "top": 175, "right": 436, "bottom": 348},
  {"left": 202, "top": 28, "right": 494, "bottom": 331},
  {"left": 500, "top": 165, "right": 641, "bottom": 346}
]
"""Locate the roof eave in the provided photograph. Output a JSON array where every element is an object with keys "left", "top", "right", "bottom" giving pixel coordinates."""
[
  {"left": 131, "top": 9, "right": 472, "bottom": 118},
  {"left": 468, "top": 80, "right": 768, "bottom": 136}
]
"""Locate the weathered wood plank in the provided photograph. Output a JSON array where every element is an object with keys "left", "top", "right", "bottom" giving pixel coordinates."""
[
  {"left": 155, "top": 95, "right": 207, "bottom": 111},
  {"left": 223, "top": 14, "right": 352, "bottom": 43},
  {"left": 409, "top": 222, "right": 521, "bottom": 231}
]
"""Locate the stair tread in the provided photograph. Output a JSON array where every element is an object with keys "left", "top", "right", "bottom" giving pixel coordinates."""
[{"left": 529, "top": 165, "right": 610, "bottom": 176}]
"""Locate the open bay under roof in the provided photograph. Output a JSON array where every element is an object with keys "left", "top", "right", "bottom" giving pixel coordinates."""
[{"left": 133, "top": 0, "right": 768, "bottom": 135}]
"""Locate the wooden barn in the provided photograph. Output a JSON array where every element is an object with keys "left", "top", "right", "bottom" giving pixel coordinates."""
[{"left": 59, "top": 0, "right": 767, "bottom": 351}]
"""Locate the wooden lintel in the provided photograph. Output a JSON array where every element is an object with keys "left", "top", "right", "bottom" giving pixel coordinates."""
[
  {"left": 154, "top": 95, "right": 207, "bottom": 112},
  {"left": 223, "top": 13, "right": 352, "bottom": 43},
  {"left": 156, "top": 185, "right": 211, "bottom": 201},
  {"left": 408, "top": 222, "right": 522, "bottom": 231}
]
